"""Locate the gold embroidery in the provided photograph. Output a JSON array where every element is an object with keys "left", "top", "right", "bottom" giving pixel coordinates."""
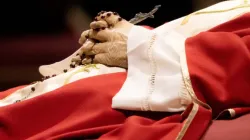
[
  {"left": 176, "top": 103, "right": 199, "bottom": 140},
  {"left": 64, "top": 64, "right": 99, "bottom": 85},
  {"left": 179, "top": 49, "right": 211, "bottom": 110},
  {"left": 181, "top": 0, "right": 250, "bottom": 25},
  {"left": 177, "top": 48, "right": 212, "bottom": 139}
]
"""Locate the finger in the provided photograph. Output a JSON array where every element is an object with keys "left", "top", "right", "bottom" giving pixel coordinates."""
[
  {"left": 80, "top": 39, "right": 95, "bottom": 54},
  {"left": 93, "top": 52, "right": 128, "bottom": 68},
  {"left": 88, "top": 29, "right": 113, "bottom": 42},
  {"left": 93, "top": 53, "right": 110, "bottom": 65},
  {"left": 81, "top": 57, "right": 92, "bottom": 65},
  {"left": 79, "top": 30, "right": 90, "bottom": 45},
  {"left": 100, "top": 12, "right": 123, "bottom": 27},
  {"left": 95, "top": 11, "right": 106, "bottom": 21},
  {"left": 90, "top": 20, "right": 108, "bottom": 30},
  {"left": 71, "top": 55, "right": 81, "bottom": 62},
  {"left": 90, "top": 42, "right": 111, "bottom": 55}
]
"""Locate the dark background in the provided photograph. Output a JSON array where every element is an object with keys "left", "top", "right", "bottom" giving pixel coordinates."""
[{"left": 0, "top": 0, "right": 224, "bottom": 91}]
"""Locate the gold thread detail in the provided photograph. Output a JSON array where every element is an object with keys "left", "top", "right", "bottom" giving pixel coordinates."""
[
  {"left": 176, "top": 103, "right": 199, "bottom": 140},
  {"left": 181, "top": 1, "right": 250, "bottom": 25},
  {"left": 64, "top": 64, "right": 99, "bottom": 85},
  {"left": 180, "top": 48, "right": 211, "bottom": 109}
]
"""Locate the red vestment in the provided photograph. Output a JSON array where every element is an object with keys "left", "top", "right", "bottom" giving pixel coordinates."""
[{"left": 0, "top": 13, "right": 250, "bottom": 140}]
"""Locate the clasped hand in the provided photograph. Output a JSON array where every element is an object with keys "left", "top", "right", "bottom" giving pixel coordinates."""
[{"left": 75, "top": 11, "right": 133, "bottom": 69}]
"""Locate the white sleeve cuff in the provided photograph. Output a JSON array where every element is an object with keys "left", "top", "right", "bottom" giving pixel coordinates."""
[{"left": 112, "top": 25, "right": 190, "bottom": 112}]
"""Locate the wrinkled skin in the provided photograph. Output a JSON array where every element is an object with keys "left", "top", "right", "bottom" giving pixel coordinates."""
[{"left": 73, "top": 11, "right": 134, "bottom": 69}]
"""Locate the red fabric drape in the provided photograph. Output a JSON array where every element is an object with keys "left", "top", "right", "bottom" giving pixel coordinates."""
[{"left": 186, "top": 13, "right": 250, "bottom": 117}]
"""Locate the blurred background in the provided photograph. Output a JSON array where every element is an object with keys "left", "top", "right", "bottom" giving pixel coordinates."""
[{"left": 0, "top": 0, "right": 224, "bottom": 91}]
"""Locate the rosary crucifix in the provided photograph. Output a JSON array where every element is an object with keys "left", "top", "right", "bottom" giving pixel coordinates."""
[{"left": 129, "top": 5, "right": 161, "bottom": 24}]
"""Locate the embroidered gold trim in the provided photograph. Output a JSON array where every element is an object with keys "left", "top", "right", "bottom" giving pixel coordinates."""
[
  {"left": 64, "top": 64, "right": 99, "bottom": 85},
  {"left": 176, "top": 103, "right": 199, "bottom": 140},
  {"left": 143, "top": 33, "right": 157, "bottom": 111},
  {"left": 181, "top": 0, "right": 250, "bottom": 25},
  {"left": 179, "top": 49, "right": 211, "bottom": 110}
]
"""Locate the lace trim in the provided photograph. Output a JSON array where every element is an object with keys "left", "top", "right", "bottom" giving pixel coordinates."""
[
  {"left": 181, "top": 0, "right": 250, "bottom": 25},
  {"left": 180, "top": 44, "right": 211, "bottom": 110},
  {"left": 142, "top": 34, "right": 157, "bottom": 111},
  {"left": 176, "top": 103, "right": 199, "bottom": 140}
]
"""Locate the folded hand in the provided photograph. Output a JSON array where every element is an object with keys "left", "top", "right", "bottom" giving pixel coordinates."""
[{"left": 77, "top": 11, "right": 134, "bottom": 68}]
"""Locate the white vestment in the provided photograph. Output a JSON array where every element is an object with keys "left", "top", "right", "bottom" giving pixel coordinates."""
[{"left": 112, "top": 0, "right": 250, "bottom": 112}]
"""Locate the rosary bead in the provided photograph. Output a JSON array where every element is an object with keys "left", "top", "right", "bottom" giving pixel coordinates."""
[
  {"left": 118, "top": 17, "right": 122, "bottom": 21},
  {"left": 52, "top": 74, "right": 56, "bottom": 77},
  {"left": 107, "top": 13, "right": 111, "bottom": 17},
  {"left": 63, "top": 69, "right": 68, "bottom": 73},
  {"left": 45, "top": 76, "right": 50, "bottom": 79},
  {"left": 31, "top": 87, "right": 35, "bottom": 92},
  {"left": 101, "top": 16, "right": 105, "bottom": 19},
  {"left": 80, "top": 55, "right": 85, "bottom": 60},
  {"left": 15, "top": 100, "right": 21, "bottom": 103},
  {"left": 101, "top": 27, "right": 106, "bottom": 30},
  {"left": 113, "top": 12, "right": 118, "bottom": 15},
  {"left": 70, "top": 64, "right": 75, "bottom": 68}
]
